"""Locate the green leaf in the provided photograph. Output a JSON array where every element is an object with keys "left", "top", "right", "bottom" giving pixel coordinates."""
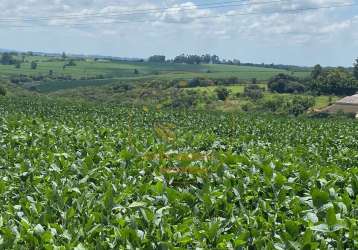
[
  {"left": 310, "top": 224, "right": 330, "bottom": 233},
  {"left": 311, "top": 188, "right": 329, "bottom": 208},
  {"left": 326, "top": 207, "right": 337, "bottom": 228},
  {"left": 285, "top": 220, "right": 300, "bottom": 238},
  {"left": 128, "top": 201, "right": 147, "bottom": 208},
  {"left": 74, "top": 243, "right": 86, "bottom": 250}
]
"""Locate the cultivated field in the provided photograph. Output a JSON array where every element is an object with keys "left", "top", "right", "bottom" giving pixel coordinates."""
[
  {"left": 0, "top": 55, "right": 310, "bottom": 93},
  {"left": 0, "top": 97, "right": 357, "bottom": 249}
]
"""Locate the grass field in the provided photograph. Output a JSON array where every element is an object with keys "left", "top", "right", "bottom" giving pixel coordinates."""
[
  {"left": 0, "top": 55, "right": 313, "bottom": 95},
  {"left": 0, "top": 55, "right": 310, "bottom": 82}
]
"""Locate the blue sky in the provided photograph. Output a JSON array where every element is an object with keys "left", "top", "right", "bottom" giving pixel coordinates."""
[{"left": 0, "top": 0, "right": 357, "bottom": 66}]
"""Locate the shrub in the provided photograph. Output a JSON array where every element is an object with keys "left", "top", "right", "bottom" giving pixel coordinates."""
[
  {"left": 65, "top": 59, "right": 76, "bottom": 67},
  {"left": 288, "top": 96, "right": 315, "bottom": 116},
  {"left": 188, "top": 78, "right": 201, "bottom": 88},
  {"left": 0, "top": 85, "right": 7, "bottom": 96},
  {"left": 258, "top": 95, "right": 315, "bottom": 116},
  {"left": 31, "top": 61, "right": 38, "bottom": 70},
  {"left": 215, "top": 87, "right": 230, "bottom": 101},
  {"left": 268, "top": 73, "right": 305, "bottom": 93},
  {"left": 243, "top": 85, "right": 264, "bottom": 100},
  {"left": 226, "top": 77, "right": 239, "bottom": 85}
]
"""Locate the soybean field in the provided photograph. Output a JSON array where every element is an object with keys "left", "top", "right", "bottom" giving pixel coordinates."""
[{"left": 0, "top": 97, "right": 357, "bottom": 249}]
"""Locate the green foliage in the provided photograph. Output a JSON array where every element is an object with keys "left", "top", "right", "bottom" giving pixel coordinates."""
[
  {"left": 0, "top": 52, "right": 17, "bottom": 65},
  {"left": 66, "top": 59, "right": 77, "bottom": 67},
  {"left": 31, "top": 61, "right": 38, "bottom": 70},
  {"left": 243, "top": 84, "right": 264, "bottom": 100},
  {"left": 0, "top": 55, "right": 308, "bottom": 93},
  {"left": 312, "top": 68, "right": 358, "bottom": 95},
  {"left": 268, "top": 73, "right": 306, "bottom": 93},
  {"left": 288, "top": 96, "right": 316, "bottom": 116},
  {"left": 148, "top": 55, "right": 166, "bottom": 63},
  {"left": 311, "top": 64, "right": 323, "bottom": 79},
  {"left": 215, "top": 87, "right": 230, "bottom": 101},
  {"left": 353, "top": 58, "right": 358, "bottom": 80},
  {"left": 260, "top": 95, "right": 315, "bottom": 115},
  {"left": 0, "top": 97, "right": 357, "bottom": 249},
  {"left": 0, "top": 85, "right": 6, "bottom": 96}
]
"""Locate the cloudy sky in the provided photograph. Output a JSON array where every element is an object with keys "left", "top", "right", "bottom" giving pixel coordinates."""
[{"left": 0, "top": 0, "right": 357, "bottom": 66}]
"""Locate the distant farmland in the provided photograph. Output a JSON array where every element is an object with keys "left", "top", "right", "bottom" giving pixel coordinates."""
[{"left": 0, "top": 55, "right": 310, "bottom": 93}]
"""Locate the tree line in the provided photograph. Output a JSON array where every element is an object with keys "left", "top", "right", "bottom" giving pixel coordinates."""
[
  {"left": 268, "top": 58, "right": 358, "bottom": 96},
  {"left": 147, "top": 54, "right": 312, "bottom": 71},
  {"left": 148, "top": 54, "right": 222, "bottom": 64}
]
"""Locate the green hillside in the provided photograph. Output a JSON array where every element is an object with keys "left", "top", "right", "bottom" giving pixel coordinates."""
[{"left": 0, "top": 55, "right": 310, "bottom": 93}]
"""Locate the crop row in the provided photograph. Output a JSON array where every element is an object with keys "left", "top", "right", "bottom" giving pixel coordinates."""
[{"left": 0, "top": 97, "right": 357, "bottom": 249}]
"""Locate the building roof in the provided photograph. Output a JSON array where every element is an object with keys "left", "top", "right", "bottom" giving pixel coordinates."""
[{"left": 336, "top": 94, "right": 358, "bottom": 105}]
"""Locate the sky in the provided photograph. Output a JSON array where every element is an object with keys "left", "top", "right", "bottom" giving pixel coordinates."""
[{"left": 0, "top": 0, "right": 357, "bottom": 66}]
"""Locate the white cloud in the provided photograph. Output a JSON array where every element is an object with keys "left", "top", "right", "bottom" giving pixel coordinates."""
[{"left": 0, "top": 0, "right": 356, "bottom": 65}]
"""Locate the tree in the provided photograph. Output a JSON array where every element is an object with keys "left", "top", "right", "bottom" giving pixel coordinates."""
[
  {"left": 354, "top": 58, "right": 358, "bottom": 80},
  {"left": 243, "top": 85, "right": 264, "bottom": 100},
  {"left": 215, "top": 87, "right": 230, "bottom": 101},
  {"left": 0, "top": 85, "right": 6, "bottom": 96},
  {"left": 62, "top": 52, "right": 67, "bottom": 60},
  {"left": 1, "top": 53, "right": 15, "bottom": 65},
  {"left": 211, "top": 55, "right": 220, "bottom": 64},
  {"left": 288, "top": 96, "right": 315, "bottom": 116},
  {"left": 134, "top": 69, "right": 139, "bottom": 74},
  {"left": 201, "top": 54, "right": 211, "bottom": 64},
  {"left": 311, "top": 64, "right": 323, "bottom": 79},
  {"left": 31, "top": 61, "right": 38, "bottom": 70},
  {"left": 311, "top": 68, "right": 358, "bottom": 95},
  {"left": 268, "top": 73, "right": 305, "bottom": 93},
  {"left": 64, "top": 59, "right": 76, "bottom": 67},
  {"left": 148, "top": 55, "right": 166, "bottom": 63},
  {"left": 15, "top": 62, "right": 21, "bottom": 69}
]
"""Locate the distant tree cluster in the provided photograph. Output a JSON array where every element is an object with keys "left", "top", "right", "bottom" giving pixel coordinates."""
[
  {"left": 172, "top": 54, "right": 220, "bottom": 64},
  {"left": 268, "top": 74, "right": 305, "bottom": 93},
  {"left": 181, "top": 77, "right": 240, "bottom": 88},
  {"left": 148, "top": 55, "right": 166, "bottom": 63},
  {"left": 258, "top": 96, "right": 315, "bottom": 116},
  {"left": 311, "top": 67, "right": 358, "bottom": 95},
  {"left": 0, "top": 53, "right": 17, "bottom": 65},
  {"left": 268, "top": 60, "right": 358, "bottom": 96},
  {"left": 146, "top": 54, "right": 318, "bottom": 70}
]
